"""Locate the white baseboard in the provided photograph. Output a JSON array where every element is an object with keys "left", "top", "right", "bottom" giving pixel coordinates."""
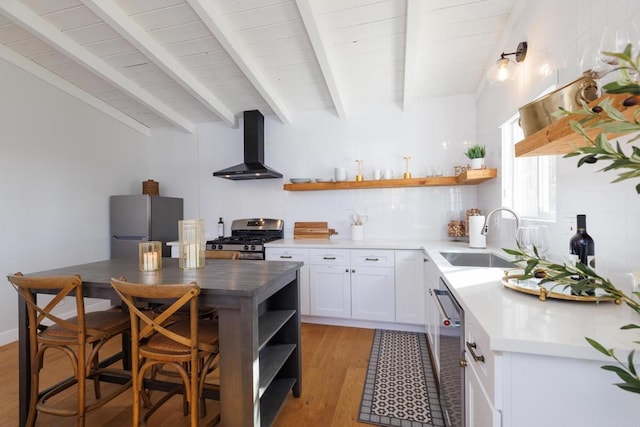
[{"left": 301, "top": 315, "right": 426, "bottom": 333}]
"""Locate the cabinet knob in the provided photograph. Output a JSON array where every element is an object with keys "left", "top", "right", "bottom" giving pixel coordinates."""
[
  {"left": 352, "top": 269, "right": 356, "bottom": 273},
  {"left": 459, "top": 359, "right": 468, "bottom": 367},
  {"left": 345, "top": 268, "right": 349, "bottom": 273}
]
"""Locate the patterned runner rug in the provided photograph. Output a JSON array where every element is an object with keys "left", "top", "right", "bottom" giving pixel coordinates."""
[{"left": 358, "top": 329, "right": 445, "bottom": 427}]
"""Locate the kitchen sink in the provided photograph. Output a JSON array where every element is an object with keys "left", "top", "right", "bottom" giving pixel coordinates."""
[{"left": 439, "top": 251, "right": 515, "bottom": 268}]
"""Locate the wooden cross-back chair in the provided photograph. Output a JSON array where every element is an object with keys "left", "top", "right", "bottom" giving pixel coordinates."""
[
  {"left": 7, "top": 272, "right": 131, "bottom": 427},
  {"left": 110, "top": 277, "right": 220, "bottom": 427}
]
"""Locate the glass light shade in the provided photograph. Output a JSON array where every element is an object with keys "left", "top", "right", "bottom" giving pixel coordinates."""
[
  {"left": 139, "top": 241, "right": 162, "bottom": 272},
  {"left": 487, "top": 57, "right": 519, "bottom": 84},
  {"left": 179, "top": 219, "right": 205, "bottom": 269}
]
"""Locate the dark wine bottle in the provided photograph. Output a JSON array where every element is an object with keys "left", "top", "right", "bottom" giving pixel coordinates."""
[
  {"left": 570, "top": 214, "right": 595, "bottom": 268},
  {"left": 569, "top": 214, "right": 595, "bottom": 295}
]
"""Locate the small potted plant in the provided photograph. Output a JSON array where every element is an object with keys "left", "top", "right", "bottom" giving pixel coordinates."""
[{"left": 465, "top": 144, "right": 486, "bottom": 169}]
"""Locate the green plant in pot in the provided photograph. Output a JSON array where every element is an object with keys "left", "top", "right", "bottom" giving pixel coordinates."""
[
  {"left": 465, "top": 144, "right": 486, "bottom": 169},
  {"left": 507, "top": 43, "right": 640, "bottom": 394}
]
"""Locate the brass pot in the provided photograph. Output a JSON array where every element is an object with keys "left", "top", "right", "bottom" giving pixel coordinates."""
[{"left": 518, "top": 76, "right": 599, "bottom": 137}]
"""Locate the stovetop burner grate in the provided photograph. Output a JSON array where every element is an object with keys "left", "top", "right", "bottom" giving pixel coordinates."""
[{"left": 208, "top": 235, "right": 281, "bottom": 245}]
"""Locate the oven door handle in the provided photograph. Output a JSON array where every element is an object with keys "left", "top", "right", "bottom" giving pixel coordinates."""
[{"left": 430, "top": 288, "right": 460, "bottom": 327}]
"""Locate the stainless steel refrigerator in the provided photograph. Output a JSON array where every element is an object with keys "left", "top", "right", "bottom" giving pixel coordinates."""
[{"left": 110, "top": 195, "right": 183, "bottom": 258}]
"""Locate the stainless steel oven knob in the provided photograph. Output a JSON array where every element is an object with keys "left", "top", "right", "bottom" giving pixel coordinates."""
[
  {"left": 217, "top": 244, "right": 223, "bottom": 250},
  {"left": 250, "top": 245, "right": 256, "bottom": 250},
  {"left": 244, "top": 245, "right": 249, "bottom": 250}
]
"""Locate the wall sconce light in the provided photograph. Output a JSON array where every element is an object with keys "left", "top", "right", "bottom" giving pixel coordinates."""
[{"left": 487, "top": 41, "right": 528, "bottom": 84}]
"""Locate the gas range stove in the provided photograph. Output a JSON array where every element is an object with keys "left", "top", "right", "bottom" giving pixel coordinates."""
[{"left": 206, "top": 218, "right": 283, "bottom": 260}]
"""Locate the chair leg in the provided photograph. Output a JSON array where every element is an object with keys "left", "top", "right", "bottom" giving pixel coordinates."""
[
  {"left": 27, "top": 366, "right": 39, "bottom": 427},
  {"left": 91, "top": 343, "right": 101, "bottom": 399},
  {"left": 77, "top": 348, "right": 86, "bottom": 427}
]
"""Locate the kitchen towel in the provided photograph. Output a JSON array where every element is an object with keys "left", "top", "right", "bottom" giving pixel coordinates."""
[{"left": 469, "top": 215, "right": 486, "bottom": 248}]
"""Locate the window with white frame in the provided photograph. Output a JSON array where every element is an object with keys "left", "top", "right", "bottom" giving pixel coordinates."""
[{"left": 501, "top": 114, "right": 556, "bottom": 220}]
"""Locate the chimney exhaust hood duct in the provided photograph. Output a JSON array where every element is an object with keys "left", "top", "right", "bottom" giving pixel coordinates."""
[{"left": 213, "top": 110, "right": 283, "bottom": 180}]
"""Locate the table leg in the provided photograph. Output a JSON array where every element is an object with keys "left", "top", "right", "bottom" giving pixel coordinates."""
[
  {"left": 217, "top": 298, "right": 259, "bottom": 427},
  {"left": 18, "top": 297, "right": 30, "bottom": 427}
]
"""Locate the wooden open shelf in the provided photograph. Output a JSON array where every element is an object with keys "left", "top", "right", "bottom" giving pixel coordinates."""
[
  {"left": 515, "top": 93, "right": 637, "bottom": 157},
  {"left": 283, "top": 168, "right": 497, "bottom": 191}
]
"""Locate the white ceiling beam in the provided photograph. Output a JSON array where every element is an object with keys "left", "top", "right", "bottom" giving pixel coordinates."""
[
  {"left": 295, "top": 0, "right": 347, "bottom": 119},
  {"left": 403, "top": 0, "right": 421, "bottom": 111},
  {"left": 82, "top": 0, "right": 237, "bottom": 128},
  {"left": 187, "top": 0, "right": 291, "bottom": 124},
  {"left": 0, "top": 42, "right": 150, "bottom": 136},
  {"left": 0, "top": 0, "right": 194, "bottom": 133}
]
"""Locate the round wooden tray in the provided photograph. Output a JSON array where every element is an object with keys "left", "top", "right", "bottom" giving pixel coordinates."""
[{"left": 501, "top": 272, "right": 621, "bottom": 303}]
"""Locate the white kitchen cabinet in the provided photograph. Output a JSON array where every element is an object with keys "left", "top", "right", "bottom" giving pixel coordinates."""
[
  {"left": 308, "top": 249, "right": 395, "bottom": 321},
  {"left": 465, "top": 357, "right": 500, "bottom": 427},
  {"left": 265, "top": 247, "right": 311, "bottom": 315},
  {"left": 351, "top": 265, "right": 395, "bottom": 322},
  {"left": 309, "top": 263, "right": 351, "bottom": 318},
  {"left": 394, "top": 250, "right": 426, "bottom": 325},
  {"left": 464, "top": 310, "right": 500, "bottom": 427},
  {"left": 423, "top": 253, "right": 440, "bottom": 375}
]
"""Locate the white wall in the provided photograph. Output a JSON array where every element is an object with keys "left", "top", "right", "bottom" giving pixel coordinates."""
[
  {"left": 476, "top": 0, "right": 640, "bottom": 290},
  {"left": 0, "top": 58, "right": 150, "bottom": 344},
  {"left": 150, "top": 96, "right": 480, "bottom": 241}
]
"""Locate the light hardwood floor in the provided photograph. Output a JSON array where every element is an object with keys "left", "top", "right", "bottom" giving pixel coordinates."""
[{"left": 0, "top": 323, "right": 374, "bottom": 426}]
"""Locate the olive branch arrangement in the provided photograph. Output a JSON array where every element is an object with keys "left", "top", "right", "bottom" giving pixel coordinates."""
[
  {"left": 508, "top": 43, "right": 640, "bottom": 393},
  {"left": 503, "top": 245, "right": 640, "bottom": 393},
  {"left": 556, "top": 43, "right": 640, "bottom": 194}
]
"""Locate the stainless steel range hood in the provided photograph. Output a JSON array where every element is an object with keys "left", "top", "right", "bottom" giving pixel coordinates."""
[{"left": 213, "top": 110, "right": 283, "bottom": 180}]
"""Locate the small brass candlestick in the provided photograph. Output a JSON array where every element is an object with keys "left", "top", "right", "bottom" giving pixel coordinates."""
[
  {"left": 355, "top": 160, "right": 363, "bottom": 181},
  {"left": 403, "top": 156, "right": 412, "bottom": 179}
]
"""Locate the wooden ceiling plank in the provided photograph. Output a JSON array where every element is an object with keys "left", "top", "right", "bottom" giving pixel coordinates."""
[
  {"left": 402, "top": 0, "right": 420, "bottom": 112},
  {"left": 295, "top": 0, "right": 347, "bottom": 118},
  {"left": 0, "top": 0, "right": 193, "bottom": 132},
  {"left": 0, "top": 41, "right": 150, "bottom": 135},
  {"left": 81, "top": 0, "right": 235, "bottom": 127},
  {"left": 187, "top": 0, "right": 292, "bottom": 124}
]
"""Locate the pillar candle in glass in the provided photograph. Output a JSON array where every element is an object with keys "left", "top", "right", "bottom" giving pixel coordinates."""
[
  {"left": 139, "top": 241, "right": 162, "bottom": 272},
  {"left": 179, "top": 219, "right": 205, "bottom": 269}
]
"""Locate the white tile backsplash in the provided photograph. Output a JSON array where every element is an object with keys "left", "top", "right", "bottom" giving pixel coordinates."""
[{"left": 184, "top": 97, "right": 480, "bottom": 241}]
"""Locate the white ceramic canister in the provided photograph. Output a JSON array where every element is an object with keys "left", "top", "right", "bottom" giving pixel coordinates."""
[{"left": 351, "top": 225, "right": 364, "bottom": 241}]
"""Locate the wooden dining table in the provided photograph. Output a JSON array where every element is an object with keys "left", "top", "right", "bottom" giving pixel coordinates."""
[{"left": 21, "top": 257, "right": 303, "bottom": 427}]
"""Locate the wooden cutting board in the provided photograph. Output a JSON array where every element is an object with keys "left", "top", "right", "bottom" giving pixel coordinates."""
[{"left": 294, "top": 221, "right": 330, "bottom": 239}]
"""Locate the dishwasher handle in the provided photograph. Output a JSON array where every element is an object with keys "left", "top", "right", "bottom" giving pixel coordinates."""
[{"left": 430, "top": 288, "right": 461, "bottom": 327}]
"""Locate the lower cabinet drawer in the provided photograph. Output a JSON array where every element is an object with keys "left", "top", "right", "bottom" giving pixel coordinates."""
[
  {"left": 350, "top": 249, "right": 395, "bottom": 267},
  {"left": 309, "top": 249, "right": 350, "bottom": 265},
  {"left": 265, "top": 248, "right": 308, "bottom": 263}
]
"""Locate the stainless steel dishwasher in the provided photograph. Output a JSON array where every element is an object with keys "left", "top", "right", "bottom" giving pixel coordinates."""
[{"left": 431, "top": 277, "right": 464, "bottom": 427}]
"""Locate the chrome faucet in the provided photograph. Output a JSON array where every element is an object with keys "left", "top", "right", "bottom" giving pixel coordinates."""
[{"left": 481, "top": 207, "right": 520, "bottom": 235}]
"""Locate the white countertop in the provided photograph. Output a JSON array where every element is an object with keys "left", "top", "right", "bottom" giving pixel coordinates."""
[
  {"left": 421, "top": 241, "right": 638, "bottom": 362},
  {"left": 268, "top": 238, "right": 638, "bottom": 362}
]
